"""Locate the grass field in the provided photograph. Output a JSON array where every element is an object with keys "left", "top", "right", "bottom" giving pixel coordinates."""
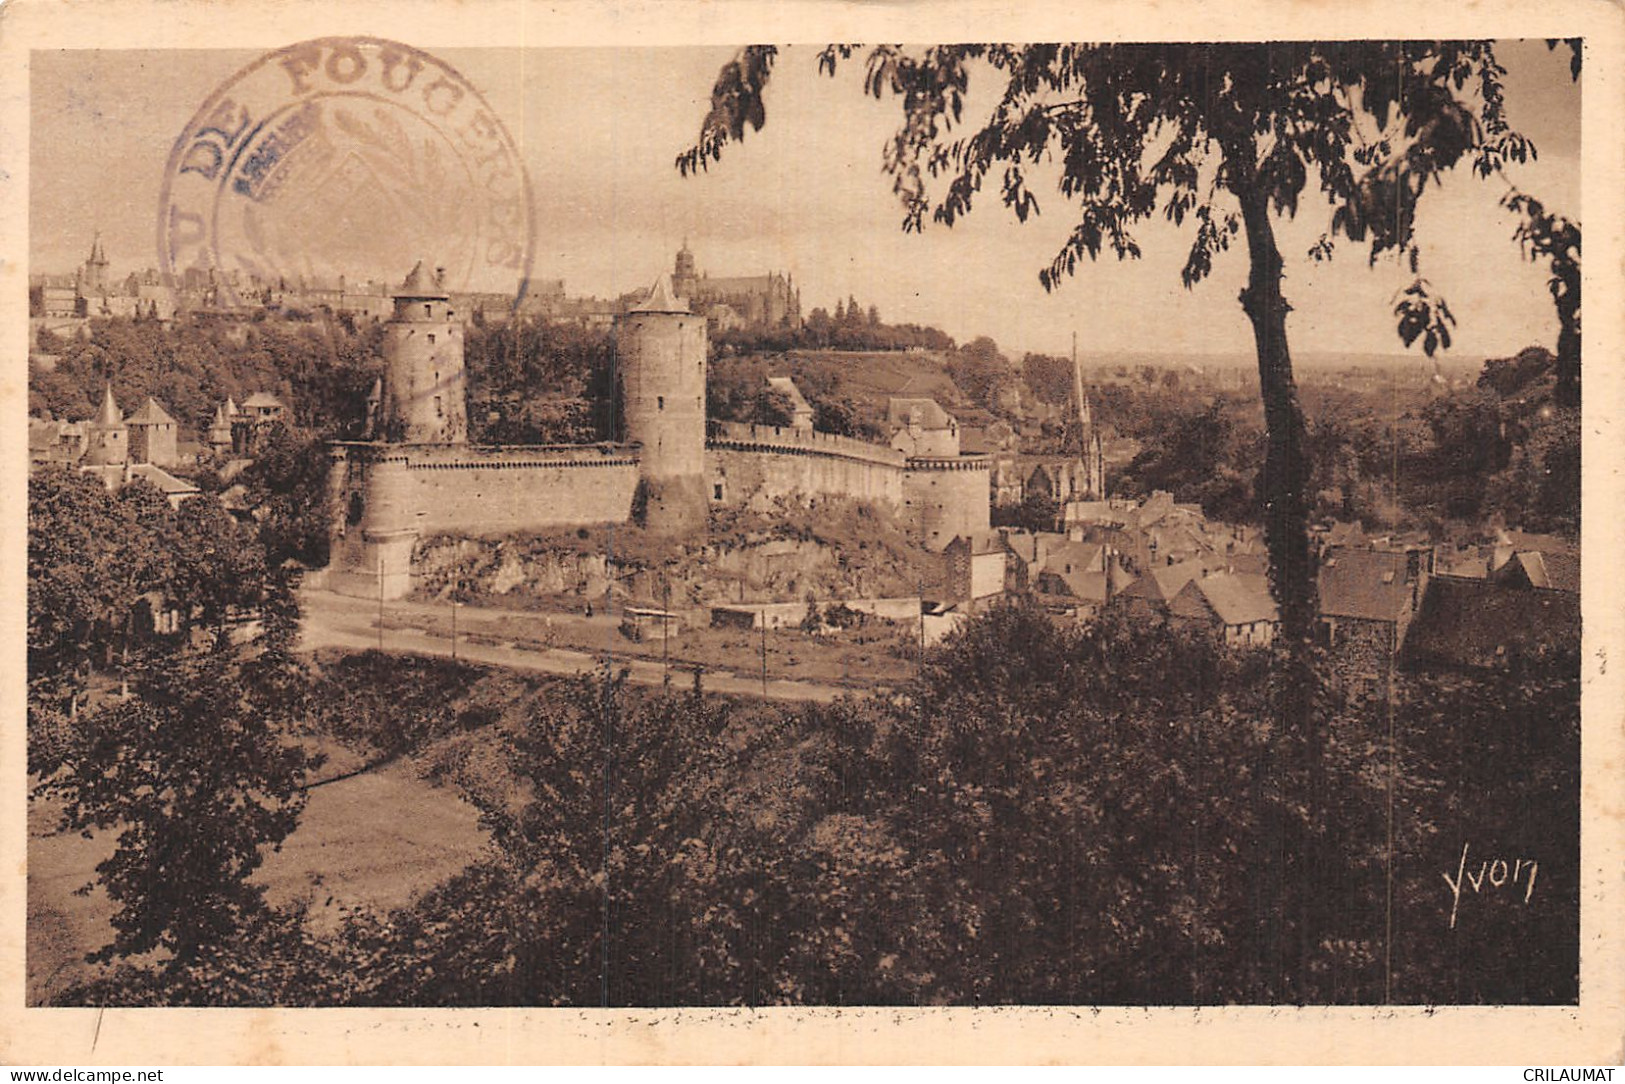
[{"left": 26, "top": 739, "right": 488, "bottom": 1005}]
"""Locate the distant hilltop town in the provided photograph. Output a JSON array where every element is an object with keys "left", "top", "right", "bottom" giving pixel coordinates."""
[{"left": 30, "top": 236, "right": 802, "bottom": 334}]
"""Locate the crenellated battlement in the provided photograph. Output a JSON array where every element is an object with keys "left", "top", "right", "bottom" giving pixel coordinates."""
[
  {"left": 904, "top": 453, "right": 993, "bottom": 472},
  {"left": 333, "top": 441, "right": 641, "bottom": 470}
]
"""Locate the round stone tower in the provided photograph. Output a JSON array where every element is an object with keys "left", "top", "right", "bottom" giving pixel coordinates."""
[
  {"left": 83, "top": 385, "right": 128, "bottom": 466},
  {"left": 615, "top": 273, "right": 708, "bottom": 533},
  {"left": 357, "top": 453, "right": 418, "bottom": 599},
  {"left": 381, "top": 260, "right": 466, "bottom": 444}
]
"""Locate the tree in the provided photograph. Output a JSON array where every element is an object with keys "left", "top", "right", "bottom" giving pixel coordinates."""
[
  {"left": 948, "top": 335, "right": 1013, "bottom": 411},
  {"left": 168, "top": 493, "right": 271, "bottom": 636},
  {"left": 27, "top": 470, "right": 166, "bottom": 689},
  {"left": 1020, "top": 351, "right": 1076, "bottom": 406},
  {"left": 678, "top": 42, "right": 1532, "bottom": 647},
  {"left": 42, "top": 595, "right": 320, "bottom": 967},
  {"left": 1502, "top": 191, "right": 1580, "bottom": 408},
  {"left": 237, "top": 426, "right": 335, "bottom": 568}
]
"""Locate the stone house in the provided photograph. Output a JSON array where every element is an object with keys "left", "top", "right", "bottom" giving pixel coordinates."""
[
  {"left": 944, "top": 532, "right": 1011, "bottom": 605},
  {"left": 1316, "top": 548, "right": 1427, "bottom": 682}
]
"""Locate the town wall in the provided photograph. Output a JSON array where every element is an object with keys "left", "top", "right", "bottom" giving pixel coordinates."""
[
  {"left": 327, "top": 442, "right": 641, "bottom": 598},
  {"left": 405, "top": 445, "right": 641, "bottom": 533},
  {"left": 707, "top": 422, "right": 905, "bottom": 509}
]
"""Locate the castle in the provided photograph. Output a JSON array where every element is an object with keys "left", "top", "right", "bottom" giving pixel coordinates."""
[{"left": 323, "top": 262, "right": 990, "bottom": 600}]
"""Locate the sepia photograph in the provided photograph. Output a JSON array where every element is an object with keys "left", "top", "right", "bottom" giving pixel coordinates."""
[{"left": 8, "top": 0, "right": 1623, "bottom": 1063}]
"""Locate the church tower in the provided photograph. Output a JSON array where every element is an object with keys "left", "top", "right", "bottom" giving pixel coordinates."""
[
  {"left": 615, "top": 273, "right": 708, "bottom": 533},
  {"left": 1071, "top": 331, "right": 1105, "bottom": 500},
  {"left": 80, "top": 234, "right": 109, "bottom": 296},
  {"left": 672, "top": 240, "right": 699, "bottom": 301},
  {"left": 380, "top": 261, "right": 466, "bottom": 444}
]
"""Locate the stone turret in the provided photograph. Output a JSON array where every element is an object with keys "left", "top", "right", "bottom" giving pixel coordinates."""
[
  {"left": 208, "top": 403, "right": 234, "bottom": 453},
  {"left": 82, "top": 386, "right": 128, "bottom": 466},
  {"left": 381, "top": 260, "right": 466, "bottom": 444},
  {"left": 126, "top": 397, "right": 178, "bottom": 467},
  {"left": 615, "top": 273, "right": 708, "bottom": 533}
]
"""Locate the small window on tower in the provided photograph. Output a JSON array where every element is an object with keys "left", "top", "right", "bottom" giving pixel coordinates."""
[
  {"left": 435, "top": 396, "right": 443, "bottom": 418},
  {"left": 428, "top": 334, "right": 436, "bottom": 345},
  {"left": 424, "top": 303, "right": 432, "bottom": 317},
  {"left": 658, "top": 396, "right": 665, "bottom": 410},
  {"left": 713, "top": 484, "right": 724, "bottom": 501}
]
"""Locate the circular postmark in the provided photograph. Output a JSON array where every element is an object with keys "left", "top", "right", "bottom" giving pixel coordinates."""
[{"left": 158, "top": 37, "right": 535, "bottom": 309}]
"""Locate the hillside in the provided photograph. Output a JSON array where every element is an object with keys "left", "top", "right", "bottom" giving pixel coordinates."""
[{"left": 712, "top": 348, "right": 972, "bottom": 438}]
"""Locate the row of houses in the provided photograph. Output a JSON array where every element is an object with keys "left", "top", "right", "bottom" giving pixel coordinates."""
[{"left": 940, "top": 503, "right": 1579, "bottom": 674}]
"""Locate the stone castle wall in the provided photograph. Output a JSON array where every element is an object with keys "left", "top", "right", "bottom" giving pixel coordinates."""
[
  {"left": 328, "top": 438, "right": 994, "bottom": 596},
  {"left": 328, "top": 442, "right": 641, "bottom": 597},
  {"left": 338, "top": 444, "right": 642, "bottom": 532},
  {"left": 707, "top": 421, "right": 906, "bottom": 509}
]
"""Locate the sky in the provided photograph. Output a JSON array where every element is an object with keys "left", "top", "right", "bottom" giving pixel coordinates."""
[{"left": 30, "top": 40, "right": 1580, "bottom": 360}]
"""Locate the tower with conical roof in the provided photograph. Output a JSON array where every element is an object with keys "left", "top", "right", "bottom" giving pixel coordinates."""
[
  {"left": 83, "top": 386, "right": 128, "bottom": 466},
  {"left": 615, "top": 272, "right": 708, "bottom": 532},
  {"left": 380, "top": 260, "right": 466, "bottom": 444}
]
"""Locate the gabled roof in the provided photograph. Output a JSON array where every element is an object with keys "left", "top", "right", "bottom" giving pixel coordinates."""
[
  {"left": 125, "top": 397, "right": 176, "bottom": 425},
  {"left": 1135, "top": 490, "right": 1176, "bottom": 528},
  {"left": 1499, "top": 530, "right": 1578, "bottom": 558},
  {"left": 1438, "top": 552, "right": 1489, "bottom": 579},
  {"left": 29, "top": 419, "right": 68, "bottom": 452},
  {"left": 127, "top": 463, "right": 199, "bottom": 496},
  {"left": 1404, "top": 577, "right": 1579, "bottom": 671},
  {"left": 1500, "top": 551, "right": 1580, "bottom": 594},
  {"left": 631, "top": 272, "right": 690, "bottom": 314},
  {"left": 241, "top": 392, "right": 284, "bottom": 409},
  {"left": 959, "top": 426, "right": 992, "bottom": 454},
  {"left": 1042, "top": 540, "right": 1105, "bottom": 575},
  {"left": 887, "top": 397, "right": 954, "bottom": 430},
  {"left": 946, "top": 531, "right": 1008, "bottom": 556},
  {"left": 1318, "top": 549, "right": 1411, "bottom": 622},
  {"left": 1172, "top": 572, "right": 1279, "bottom": 627},
  {"left": 1115, "top": 558, "right": 1203, "bottom": 604},
  {"left": 1067, "top": 500, "right": 1122, "bottom": 524}
]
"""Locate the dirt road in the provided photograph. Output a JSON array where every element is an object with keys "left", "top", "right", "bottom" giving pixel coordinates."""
[{"left": 297, "top": 588, "right": 853, "bottom": 704}]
